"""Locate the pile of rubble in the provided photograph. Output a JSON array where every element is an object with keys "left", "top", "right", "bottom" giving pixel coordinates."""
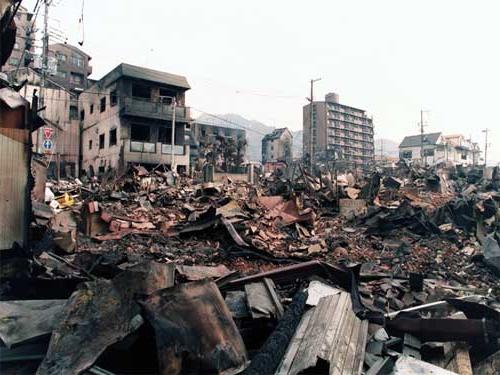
[{"left": 1, "top": 162, "right": 500, "bottom": 374}]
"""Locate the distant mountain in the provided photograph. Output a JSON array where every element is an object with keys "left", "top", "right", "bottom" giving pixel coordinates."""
[
  {"left": 196, "top": 113, "right": 275, "bottom": 162},
  {"left": 374, "top": 138, "right": 399, "bottom": 158}
]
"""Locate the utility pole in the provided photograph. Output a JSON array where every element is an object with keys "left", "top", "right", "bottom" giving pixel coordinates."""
[
  {"left": 41, "top": 0, "right": 50, "bottom": 107},
  {"left": 482, "top": 128, "right": 490, "bottom": 166},
  {"left": 37, "top": 0, "right": 50, "bottom": 154},
  {"left": 307, "top": 78, "right": 321, "bottom": 171},
  {"left": 420, "top": 110, "right": 425, "bottom": 166},
  {"left": 170, "top": 98, "right": 177, "bottom": 173}
]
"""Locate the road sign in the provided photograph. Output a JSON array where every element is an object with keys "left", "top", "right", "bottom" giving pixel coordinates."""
[
  {"left": 43, "top": 139, "right": 53, "bottom": 151},
  {"left": 43, "top": 127, "right": 54, "bottom": 139}
]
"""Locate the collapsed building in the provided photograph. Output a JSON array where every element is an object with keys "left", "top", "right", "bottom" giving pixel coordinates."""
[{"left": 2, "top": 156, "right": 500, "bottom": 374}]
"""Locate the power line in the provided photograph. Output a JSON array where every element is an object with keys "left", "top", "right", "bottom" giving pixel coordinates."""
[{"left": 24, "top": 90, "right": 270, "bottom": 137}]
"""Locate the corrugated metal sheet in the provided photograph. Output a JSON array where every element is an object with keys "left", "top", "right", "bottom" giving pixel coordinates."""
[{"left": 0, "top": 129, "right": 28, "bottom": 250}]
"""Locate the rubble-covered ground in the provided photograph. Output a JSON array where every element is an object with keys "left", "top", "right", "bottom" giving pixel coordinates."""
[{"left": 1, "top": 162, "right": 500, "bottom": 374}]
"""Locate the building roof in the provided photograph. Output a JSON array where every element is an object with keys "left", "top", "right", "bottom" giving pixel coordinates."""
[
  {"left": 100, "top": 63, "right": 190, "bottom": 90},
  {"left": 49, "top": 43, "right": 92, "bottom": 60},
  {"left": 262, "top": 128, "right": 291, "bottom": 142},
  {"left": 399, "top": 132, "right": 442, "bottom": 148}
]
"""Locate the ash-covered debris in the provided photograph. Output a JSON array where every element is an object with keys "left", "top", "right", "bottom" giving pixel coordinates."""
[{"left": 1, "top": 162, "right": 500, "bottom": 374}]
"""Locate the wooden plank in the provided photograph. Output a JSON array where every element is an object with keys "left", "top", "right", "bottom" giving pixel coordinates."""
[
  {"left": 288, "top": 293, "right": 339, "bottom": 373},
  {"left": 277, "top": 292, "right": 368, "bottom": 375},
  {"left": 353, "top": 320, "right": 369, "bottom": 375},
  {"left": 245, "top": 279, "right": 283, "bottom": 319},
  {"left": 319, "top": 292, "right": 350, "bottom": 360},
  {"left": 340, "top": 314, "right": 362, "bottom": 374},
  {"left": 275, "top": 309, "right": 314, "bottom": 375},
  {"left": 330, "top": 297, "right": 357, "bottom": 375}
]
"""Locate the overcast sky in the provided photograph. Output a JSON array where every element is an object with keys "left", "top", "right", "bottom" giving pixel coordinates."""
[{"left": 23, "top": 0, "right": 499, "bottom": 161}]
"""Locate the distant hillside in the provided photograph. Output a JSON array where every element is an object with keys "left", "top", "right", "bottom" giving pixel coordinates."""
[
  {"left": 374, "top": 138, "right": 399, "bottom": 157},
  {"left": 196, "top": 113, "right": 275, "bottom": 162}
]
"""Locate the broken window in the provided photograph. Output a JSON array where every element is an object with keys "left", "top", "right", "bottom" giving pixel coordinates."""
[
  {"left": 70, "top": 73, "right": 83, "bottom": 84},
  {"left": 461, "top": 152, "right": 468, "bottom": 160},
  {"left": 159, "top": 127, "right": 172, "bottom": 144},
  {"left": 99, "top": 134, "right": 105, "bottom": 149},
  {"left": 69, "top": 105, "right": 78, "bottom": 120},
  {"left": 110, "top": 90, "right": 118, "bottom": 106},
  {"left": 159, "top": 88, "right": 176, "bottom": 104},
  {"left": 109, "top": 129, "right": 117, "bottom": 146},
  {"left": 401, "top": 151, "right": 412, "bottom": 159},
  {"left": 100, "top": 97, "right": 106, "bottom": 113},
  {"left": 131, "top": 124, "right": 150, "bottom": 142},
  {"left": 88, "top": 140, "right": 92, "bottom": 150},
  {"left": 132, "top": 84, "right": 151, "bottom": 99}
]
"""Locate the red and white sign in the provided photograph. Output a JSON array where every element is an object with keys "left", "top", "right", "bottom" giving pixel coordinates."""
[{"left": 43, "top": 127, "right": 54, "bottom": 140}]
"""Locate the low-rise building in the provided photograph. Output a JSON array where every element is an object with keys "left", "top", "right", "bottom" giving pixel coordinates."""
[
  {"left": 261, "top": 127, "right": 293, "bottom": 165},
  {"left": 9, "top": 67, "right": 80, "bottom": 177},
  {"left": 49, "top": 43, "right": 93, "bottom": 92},
  {"left": 1, "top": 5, "right": 35, "bottom": 72},
  {"left": 399, "top": 132, "right": 481, "bottom": 166},
  {"left": 190, "top": 121, "right": 247, "bottom": 173},
  {"left": 79, "top": 63, "right": 191, "bottom": 175}
]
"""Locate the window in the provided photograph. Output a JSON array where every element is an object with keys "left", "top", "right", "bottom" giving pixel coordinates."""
[
  {"left": 159, "top": 127, "right": 172, "bottom": 144},
  {"left": 100, "top": 97, "right": 106, "bottom": 113},
  {"left": 132, "top": 84, "right": 151, "bottom": 99},
  {"left": 89, "top": 140, "right": 92, "bottom": 150},
  {"left": 424, "top": 149, "right": 434, "bottom": 157},
  {"left": 56, "top": 53, "right": 67, "bottom": 62},
  {"left": 90, "top": 104, "right": 94, "bottom": 114},
  {"left": 71, "top": 55, "right": 84, "bottom": 67},
  {"left": 131, "top": 124, "right": 150, "bottom": 141},
  {"left": 400, "top": 151, "right": 412, "bottom": 159},
  {"left": 159, "top": 88, "right": 175, "bottom": 104},
  {"left": 110, "top": 90, "right": 118, "bottom": 106},
  {"left": 130, "top": 125, "right": 155, "bottom": 153},
  {"left": 55, "top": 71, "right": 67, "bottom": 79},
  {"left": 109, "top": 129, "right": 117, "bottom": 146},
  {"left": 80, "top": 110, "right": 85, "bottom": 121},
  {"left": 99, "top": 134, "right": 105, "bottom": 149},
  {"left": 69, "top": 105, "right": 78, "bottom": 120},
  {"left": 461, "top": 152, "right": 467, "bottom": 160},
  {"left": 70, "top": 73, "right": 83, "bottom": 84}
]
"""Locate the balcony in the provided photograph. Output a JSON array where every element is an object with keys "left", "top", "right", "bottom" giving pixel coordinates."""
[{"left": 122, "top": 97, "right": 190, "bottom": 122}]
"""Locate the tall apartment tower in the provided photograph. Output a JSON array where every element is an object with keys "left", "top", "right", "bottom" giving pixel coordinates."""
[{"left": 303, "top": 92, "right": 374, "bottom": 168}]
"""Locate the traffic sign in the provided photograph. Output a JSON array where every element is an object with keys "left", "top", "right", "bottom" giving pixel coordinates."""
[
  {"left": 43, "top": 127, "right": 54, "bottom": 139},
  {"left": 43, "top": 139, "right": 53, "bottom": 150}
]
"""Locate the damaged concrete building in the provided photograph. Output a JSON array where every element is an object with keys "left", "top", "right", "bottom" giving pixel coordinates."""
[
  {"left": 190, "top": 121, "right": 247, "bottom": 173},
  {"left": 262, "top": 127, "right": 293, "bottom": 165},
  {"left": 79, "top": 63, "right": 191, "bottom": 175},
  {"left": 8, "top": 68, "right": 80, "bottom": 177},
  {"left": 48, "top": 43, "right": 93, "bottom": 92},
  {"left": 0, "top": 5, "right": 34, "bottom": 72}
]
